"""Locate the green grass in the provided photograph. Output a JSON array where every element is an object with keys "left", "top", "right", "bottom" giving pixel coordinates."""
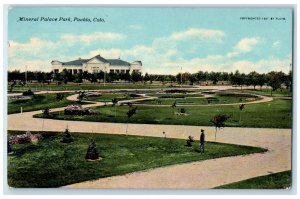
[
  {"left": 8, "top": 83, "right": 188, "bottom": 92},
  {"left": 228, "top": 88, "right": 292, "bottom": 97},
  {"left": 8, "top": 93, "right": 86, "bottom": 114},
  {"left": 147, "top": 93, "right": 204, "bottom": 98},
  {"left": 216, "top": 170, "right": 291, "bottom": 189},
  {"left": 137, "top": 95, "right": 259, "bottom": 105},
  {"left": 7, "top": 131, "right": 267, "bottom": 188},
  {"left": 84, "top": 93, "right": 139, "bottom": 102},
  {"left": 36, "top": 99, "right": 292, "bottom": 128}
]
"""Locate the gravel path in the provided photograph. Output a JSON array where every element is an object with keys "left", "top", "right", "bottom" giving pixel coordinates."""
[{"left": 7, "top": 87, "right": 291, "bottom": 189}]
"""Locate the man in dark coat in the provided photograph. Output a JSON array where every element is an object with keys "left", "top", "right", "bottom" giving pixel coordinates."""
[{"left": 200, "top": 129, "right": 205, "bottom": 153}]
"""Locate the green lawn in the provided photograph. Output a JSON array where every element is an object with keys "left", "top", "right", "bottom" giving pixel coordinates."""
[
  {"left": 7, "top": 131, "right": 266, "bottom": 188},
  {"left": 216, "top": 170, "right": 291, "bottom": 189},
  {"left": 35, "top": 99, "right": 292, "bottom": 128},
  {"left": 147, "top": 93, "right": 204, "bottom": 98},
  {"left": 84, "top": 93, "right": 140, "bottom": 102},
  {"left": 228, "top": 88, "right": 292, "bottom": 97},
  {"left": 8, "top": 93, "right": 85, "bottom": 114},
  {"left": 137, "top": 95, "right": 259, "bottom": 105},
  {"left": 9, "top": 83, "right": 188, "bottom": 92}
]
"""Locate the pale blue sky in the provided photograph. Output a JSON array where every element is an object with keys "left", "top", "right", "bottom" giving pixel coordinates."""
[{"left": 8, "top": 7, "right": 293, "bottom": 74}]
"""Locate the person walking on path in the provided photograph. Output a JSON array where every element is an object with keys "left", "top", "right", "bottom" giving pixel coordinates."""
[{"left": 200, "top": 129, "right": 205, "bottom": 153}]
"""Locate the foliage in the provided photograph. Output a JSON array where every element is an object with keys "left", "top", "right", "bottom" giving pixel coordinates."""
[
  {"left": 22, "top": 89, "right": 34, "bottom": 96},
  {"left": 127, "top": 106, "right": 138, "bottom": 119},
  {"left": 111, "top": 98, "right": 118, "bottom": 106},
  {"left": 186, "top": 136, "right": 194, "bottom": 147},
  {"left": 85, "top": 140, "right": 99, "bottom": 160},
  {"left": 56, "top": 93, "right": 65, "bottom": 101},
  {"left": 211, "top": 114, "right": 231, "bottom": 130},
  {"left": 62, "top": 128, "right": 74, "bottom": 143},
  {"left": 8, "top": 70, "right": 292, "bottom": 89},
  {"left": 267, "top": 71, "right": 287, "bottom": 92},
  {"left": 239, "top": 104, "right": 245, "bottom": 111}
]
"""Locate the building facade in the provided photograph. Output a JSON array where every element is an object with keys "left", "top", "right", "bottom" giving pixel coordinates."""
[{"left": 51, "top": 54, "right": 142, "bottom": 74}]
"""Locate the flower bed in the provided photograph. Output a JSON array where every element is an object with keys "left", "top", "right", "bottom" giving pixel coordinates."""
[
  {"left": 64, "top": 105, "right": 98, "bottom": 115},
  {"left": 9, "top": 131, "right": 43, "bottom": 145}
]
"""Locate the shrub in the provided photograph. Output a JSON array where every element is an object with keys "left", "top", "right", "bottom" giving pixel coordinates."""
[
  {"left": 42, "top": 108, "right": 50, "bottom": 117},
  {"left": 56, "top": 93, "right": 65, "bottom": 101},
  {"left": 22, "top": 89, "right": 34, "bottom": 96},
  {"left": 85, "top": 141, "right": 99, "bottom": 160},
  {"left": 61, "top": 128, "right": 74, "bottom": 143},
  {"left": 186, "top": 136, "right": 194, "bottom": 147}
]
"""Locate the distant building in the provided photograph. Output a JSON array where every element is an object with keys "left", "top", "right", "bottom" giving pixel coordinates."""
[{"left": 51, "top": 54, "right": 142, "bottom": 74}]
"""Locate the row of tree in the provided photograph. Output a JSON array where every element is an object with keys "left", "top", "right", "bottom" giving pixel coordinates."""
[{"left": 8, "top": 69, "right": 292, "bottom": 91}]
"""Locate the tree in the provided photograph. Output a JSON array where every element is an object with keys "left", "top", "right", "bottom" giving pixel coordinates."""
[
  {"left": 248, "top": 71, "right": 260, "bottom": 89},
  {"left": 188, "top": 73, "right": 197, "bottom": 85},
  {"left": 283, "top": 70, "right": 292, "bottom": 91},
  {"left": 196, "top": 71, "right": 207, "bottom": 83},
  {"left": 257, "top": 73, "right": 267, "bottom": 90},
  {"left": 131, "top": 71, "right": 142, "bottom": 83},
  {"left": 211, "top": 114, "right": 231, "bottom": 141},
  {"left": 267, "top": 71, "right": 286, "bottom": 96},
  {"left": 144, "top": 72, "right": 150, "bottom": 83},
  {"left": 209, "top": 72, "right": 221, "bottom": 85},
  {"left": 125, "top": 106, "right": 137, "bottom": 135},
  {"left": 231, "top": 70, "right": 242, "bottom": 86}
]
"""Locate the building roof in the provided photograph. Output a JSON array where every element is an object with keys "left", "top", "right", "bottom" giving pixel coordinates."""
[
  {"left": 62, "top": 59, "right": 88, "bottom": 66},
  {"left": 52, "top": 55, "right": 139, "bottom": 67},
  {"left": 87, "top": 55, "right": 109, "bottom": 63},
  {"left": 107, "top": 59, "right": 130, "bottom": 66}
]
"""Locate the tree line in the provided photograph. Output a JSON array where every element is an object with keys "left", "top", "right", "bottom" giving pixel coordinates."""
[{"left": 8, "top": 69, "right": 292, "bottom": 91}]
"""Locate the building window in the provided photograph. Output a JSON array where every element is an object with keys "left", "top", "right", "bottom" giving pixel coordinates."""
[
  {"left": 116, "top": 70, "right": 120, "bottom": 74},
  {"left": 73, "top": 69, "right": 78, "bottom": 74},
  {"left": 79, "top": 69, "right": 83, "bottom": 73},
  {"left": 54, "top": 69, "right": 59, "bottom": 73},
  {"left": 126, "top": 70, "right": 130, "bottom": 74},
  {"left": 121, "top": 70, "right": 125, "bottom": 73}
]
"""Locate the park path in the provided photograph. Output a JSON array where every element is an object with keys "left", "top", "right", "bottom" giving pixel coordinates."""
[{"left": 7, "top": 86, "right": 291, "bottom": 189}]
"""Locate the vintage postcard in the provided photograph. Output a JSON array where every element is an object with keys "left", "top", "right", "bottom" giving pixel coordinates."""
[{"left": 6, "top": 6, "right": 293, "bottom": 190}]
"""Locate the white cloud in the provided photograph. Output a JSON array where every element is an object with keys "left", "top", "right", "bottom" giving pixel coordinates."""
[
  {"left": 129, "top": 25, "right": 143, "bottom": 30},
  {"left": 170, "top": 28, "right": 224, "bottom": 41},
  {"left": 60, "top": 32, "right": 126, "bottom": 44},
  {"left": 273, "top": 41, "right": 281, "bottom": 48},
  {"left": 234, "top": 37, "right": 260, "bottom": 52}
]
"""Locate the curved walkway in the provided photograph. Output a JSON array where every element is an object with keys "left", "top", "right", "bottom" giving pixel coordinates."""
[{"left": 7, "top": 88, "right": 291, "bottom": 189}]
